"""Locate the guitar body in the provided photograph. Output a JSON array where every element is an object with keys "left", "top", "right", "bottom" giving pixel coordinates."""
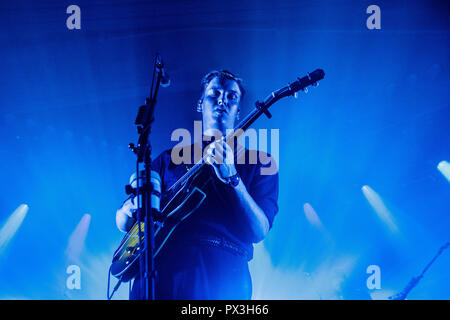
[{"left": 111, "top": 172, "right": 209, "bottom": 281}]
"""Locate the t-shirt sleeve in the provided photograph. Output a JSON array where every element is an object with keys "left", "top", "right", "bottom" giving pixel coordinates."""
[
  {"left": 151, "top": 152, "right": 164, "bottom": 177},
  {"left": 248, "top": 153, "right": 279, "bottom": 229},
  {"left": 151, "top": 149, "right": 171, "bottom": 193}
]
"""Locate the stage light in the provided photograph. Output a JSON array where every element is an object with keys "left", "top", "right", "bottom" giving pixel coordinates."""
[
  {"left": 303, "top": 203, "right": 323, "bottom": 229},
  {"left": 362, "top": 185, "right": 398, "bottom": 233},
  {"left": 0, "top": 204, "right": 29, "bottom": 254},
  {"left": 437, "top": 161, "right": 450, "bottom": 182},
  {"left": 65, "top": 214, "right": 91, "bottom": 263}
]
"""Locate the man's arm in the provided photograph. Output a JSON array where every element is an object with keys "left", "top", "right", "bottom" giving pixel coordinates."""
[
  {"left": 207, "top": 141, "right": 277, "bottom": 243},
  {"left": 116, "top": 196, "right": 137, "bottom": 233},
  {"left": 116, "top": 152, "right": 165, "bottom": 233},
  {"left": 228, "top": 179, "right": 270, "bottom": 243}
]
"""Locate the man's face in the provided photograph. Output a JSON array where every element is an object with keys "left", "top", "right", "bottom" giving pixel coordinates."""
[{"left": 201, "top": 77, "right": 242, "bottom": 135}]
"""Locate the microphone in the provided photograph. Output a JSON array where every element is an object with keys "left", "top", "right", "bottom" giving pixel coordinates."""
[
  {"left": 156, "top": 54, "right": 171, "bottom": 88},
  {"left": 160, "top": 68, "right": 171, "bottom": 88}
]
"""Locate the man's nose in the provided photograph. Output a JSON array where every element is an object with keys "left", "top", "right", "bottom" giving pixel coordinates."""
[{"left": 217, "top": 93, "right": 228, "bottom": 106}]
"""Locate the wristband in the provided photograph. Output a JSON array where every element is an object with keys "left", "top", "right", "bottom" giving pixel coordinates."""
[{"left": 227, "top": 173, "right": 240, "bottom": 187}]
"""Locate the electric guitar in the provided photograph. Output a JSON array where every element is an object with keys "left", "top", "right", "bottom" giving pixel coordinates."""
[{"left": 110, "top": 69, "right": 325, "bottom": 281}]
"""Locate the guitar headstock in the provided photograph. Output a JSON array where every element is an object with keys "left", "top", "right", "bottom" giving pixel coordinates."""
[
  {"left": 289, "top": 69, "right": 325, "bottom": 96},
  {"left": 236, "top": 68, "right": 325, "bottom": 130},
  {"left": 262, "top": 69, "right": 325, "bottom": 108}
]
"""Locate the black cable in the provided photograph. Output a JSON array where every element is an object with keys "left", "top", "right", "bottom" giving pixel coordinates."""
[{"left": 107, "top": 265, "right": 123, "bottom": 300}]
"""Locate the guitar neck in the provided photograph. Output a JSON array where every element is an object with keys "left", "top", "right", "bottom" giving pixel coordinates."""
[{"left": 166, "top": 69, "right": 325, "bottom": 195}]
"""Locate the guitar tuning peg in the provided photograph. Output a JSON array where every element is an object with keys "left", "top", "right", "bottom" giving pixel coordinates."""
[
  {"left": 303, "top": 87, "right": 308, "bottom": 94},
  {"left": 312, "top": 82, "right": 319, "bottom": 87},
  {"left": 294, "top": 92, "right": 299, "bottom": 99}
]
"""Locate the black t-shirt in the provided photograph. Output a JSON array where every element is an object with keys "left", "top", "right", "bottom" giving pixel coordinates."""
[{"left": 151, "top": 142, "right": 279, "bottom": 260}]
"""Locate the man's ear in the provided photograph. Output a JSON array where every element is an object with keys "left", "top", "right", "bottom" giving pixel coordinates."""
[{"left": 196, "top": 99, "right": 203, "bottom": 112}]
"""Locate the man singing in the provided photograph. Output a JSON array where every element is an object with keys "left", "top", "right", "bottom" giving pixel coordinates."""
[{"left": 116, "top": 70, "right": 279, "bottom": 299}]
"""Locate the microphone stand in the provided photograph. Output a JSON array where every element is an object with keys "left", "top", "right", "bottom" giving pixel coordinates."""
[
  {"left": 389, "top": 242, "right": 450, "bottom": 300},
  {"left": 130, "top": 53, "right": 166, "bottom": 300}
]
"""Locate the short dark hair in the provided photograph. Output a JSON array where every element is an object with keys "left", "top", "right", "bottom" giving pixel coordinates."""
[{"left": 200, "top": 70, "right": 246, "bottom": 100}]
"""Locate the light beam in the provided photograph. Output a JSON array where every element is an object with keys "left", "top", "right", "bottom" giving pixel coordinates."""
[
  {"left": 362, "top": 185, "right": 398, "bottom": 233},
  {"left": 303, "top": 203, "right": 323, "bottom": 229},
  {"left": 65, "top": 213, "right": 91, "bottom": 263},
  {"left": 0, "top": 204, "right": 29, "bottom": 254},
  {"left": 437, "top": 161, "right": 450, "bottom": 182}
]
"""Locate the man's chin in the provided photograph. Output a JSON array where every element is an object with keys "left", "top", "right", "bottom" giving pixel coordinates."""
[{"left": 204, "top": 124, "right": 229, "bottom": 137}]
